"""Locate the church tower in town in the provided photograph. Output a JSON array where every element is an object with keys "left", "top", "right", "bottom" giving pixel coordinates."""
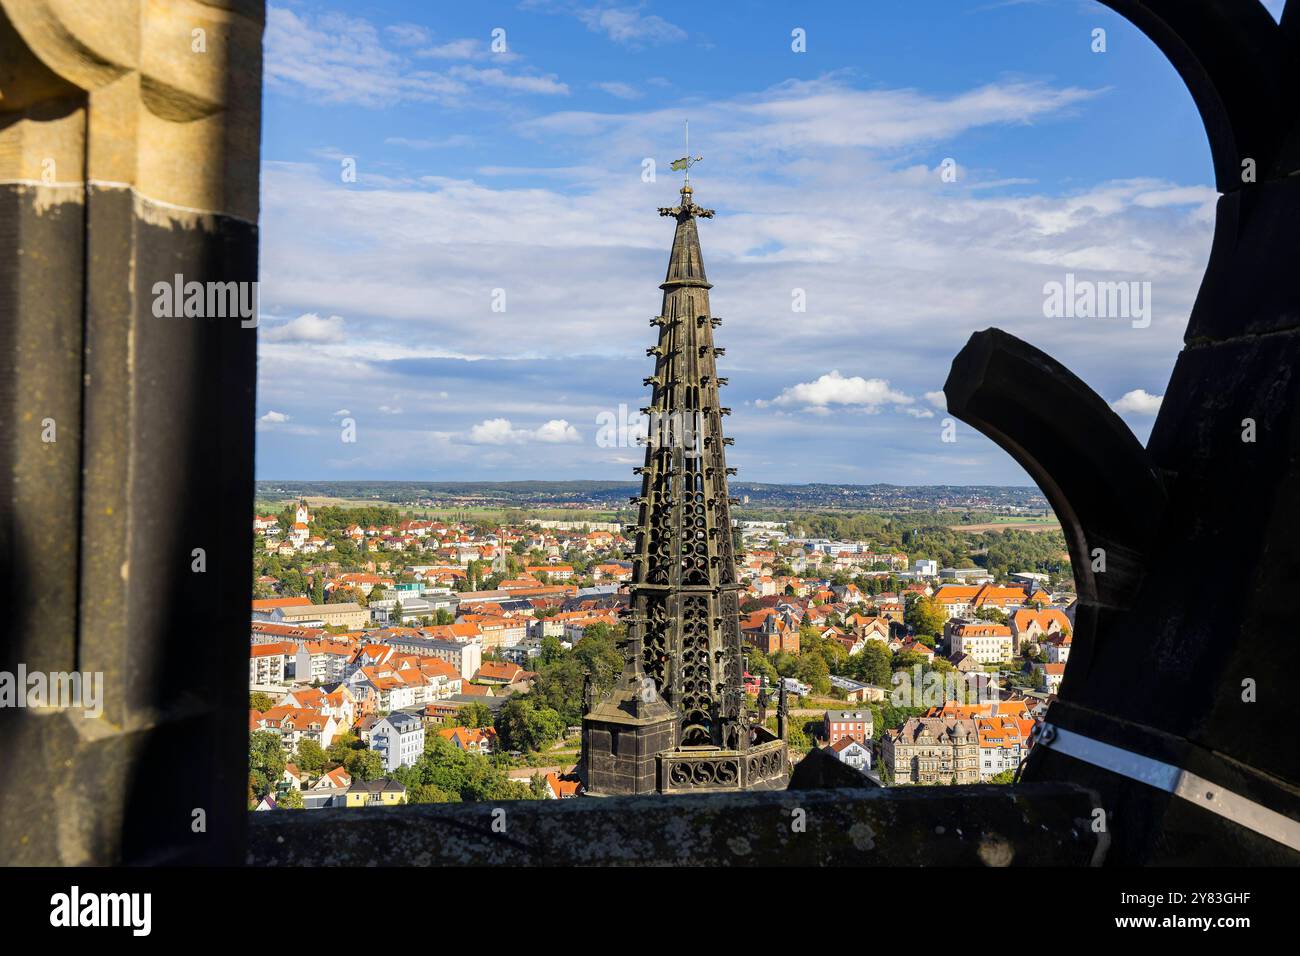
[{"left": 580, "top": 154, "right": 789, "bottom": 795}]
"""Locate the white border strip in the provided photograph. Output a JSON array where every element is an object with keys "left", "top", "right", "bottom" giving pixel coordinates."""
[{"left": 1042, "top": 724, "right": 1300, "bottom": 852}]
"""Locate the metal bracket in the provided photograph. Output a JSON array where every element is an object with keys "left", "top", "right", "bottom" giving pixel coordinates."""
[{"left": 1039, "top": 724, "right": 1300, "bottom": 852}]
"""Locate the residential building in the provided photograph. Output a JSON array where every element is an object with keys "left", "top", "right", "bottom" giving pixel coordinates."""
[
  {"left": 279, "top": 685, "right": 355, "bottom": 729},
  {"left": 254, "top": 706, "right": 339, "bottom": 751},
  {"left": 525, "top": 564, "right": 574, "bottom": 581},
  {"left": 312, "top": 767, "right": 352, "bottom": 792},
  {"left": 881, "top": 717, "right": 980, "bottom": 785},
  {"left": 924, "top": 699, "right": 1033, "bottom": 722},
  {"left": 932, "top": 584, "right": 1034, "bottom": 621},
  {"left": 456, "top": 614, "right": 529, "bottom": 649},
  {"left": 252, "top": 597, "right": 314, "bottom": 619},
  {"left": 828, "top": 675, "right": 887, "bottom": 703},
  {"left": 369, "top": 597, "right": 432, "bottom": 625},
  {"left": 295, "top": 640, "right": 354, "bottom": 685},
  {"left": 592, "top": 562, "right": 633, "bottom": 582},
  {"left": 250, "top": 642, "right": 294, "bottom": 686},
  {"left": 1038, "top": 662, "right": 1067, "bottom": 693},
  {"left": 945, "top": 619, "right": 1014, "bottom": 664},
  {"left": 823, "top": 709, "right": 873, "bottom": 746},
  {"left": 275, "top": 602, "right": 369, "bottom": 629},
  {"left": 828, "top": 737, "right": 872, "bottom": 773},
  {"left": 544, "top": 771, "right": 582, "bottom": 799},
  {"left": 438, "top": 725, "right": 497, "bottom": 754},
  {"left": 975, "top": 715, "right": 1034, "bottom": 780},
  {"left": 251, "top": 621, "right": 328, "bottom": 648},
  {"left": 875, "top": 599, "right": 904, "bottom": 624},
  {"left": 846, "top": 614, "right": 891, "bottom": 644},
  {"left": 1010, "top": 607, "right": 1072, "bottom": 654},
  {"left": 369, "top": 712, "right": 426, "bottom": 772},
  {"left": 474, "top": 661, "right": 532, "bottom": 686},
  {"left": 1044, "top": 631, "right": 1072, "bottom": 664},
  {"left": 383, "top": 632, "right": 482, "bottom": 680},
  {"left": 343, "top": 778, "right": 408, "bottom": 807}
]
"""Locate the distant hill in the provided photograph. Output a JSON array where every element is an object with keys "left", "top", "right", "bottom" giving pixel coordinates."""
[{"left": 255, "top": 480, "right": 1049, "bottom": 513}]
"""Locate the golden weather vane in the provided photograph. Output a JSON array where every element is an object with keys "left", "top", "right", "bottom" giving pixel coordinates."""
[{"left": 669, "top": 119, "right": 703, "bottom": 182}]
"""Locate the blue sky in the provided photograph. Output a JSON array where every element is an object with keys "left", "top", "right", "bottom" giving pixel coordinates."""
[{"left": 254, "top": 0, "right": 1285, "bottom": 483}]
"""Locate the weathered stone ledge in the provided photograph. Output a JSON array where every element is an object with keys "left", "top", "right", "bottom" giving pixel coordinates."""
[{"left": 248, "top": 782, "right": 1104, "bottom": 867}]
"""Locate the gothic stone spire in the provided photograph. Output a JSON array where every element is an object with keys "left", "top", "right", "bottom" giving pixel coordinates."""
[
  {"left": 581, "top": 175, "right": 789, "bottom": 796},
  {"left": 630, "top": 180, "right": 744, "bottom": 749}
]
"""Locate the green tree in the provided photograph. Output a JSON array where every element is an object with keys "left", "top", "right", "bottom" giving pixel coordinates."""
[
  {"left": 745, "top": 653, "right": 778, "bottom": 685},
  {"left": 277, "top": 788, "right": 305, "bottom": 809},
  {"left": 905, "top": 594, "right": 946, "bottom": 638},
  {"left": 295, "top": 739, "right": 328, "bottom": 775},
  {"left": 528, "top": 773, "right": 551, "bottom": 800},
  {"left": 851, "top": 642, "right": 892, "bottom": 687},
  {"left": 456, "top": 702, "right": 494, "bottom": 729},
  {"left": 249, "top": 692, "right": 275, "bottom": 711},
  {"left": 572, "top": 628, "right": 622, "bottom": 689},
  {"left": 249, "top": 731, "right": 287, "bottom": 796},
  {"left": 412, "top": 736, "right": 521, "bottom": 802},
  {"left": 249, "top": 770, "right": 268, "bottom": 803},
  {"left": 539, "top": 635, "right": 565, "bottom": 664},
  {"left": 345, "top": 748, "right": 385, "bottom": 782},
  {"left": 771, "top": 651, "right": 799, "bottom": 678},
  {"left": 794, "top": 652, "right": 831, "bottom": 696},
  {"left": 326, "top": 731, "right": 362, "bottom": 765},
  {"left": 409, "top": 783, "right": 459, "bottom": 803},
  {"left": 496, "top": 697, "right": 565, "bottom": 752}
]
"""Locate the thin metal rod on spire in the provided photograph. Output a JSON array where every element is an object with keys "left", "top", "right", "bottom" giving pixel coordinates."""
[{"left": 668, "top": 122, "right": 703, "bottom": 186}]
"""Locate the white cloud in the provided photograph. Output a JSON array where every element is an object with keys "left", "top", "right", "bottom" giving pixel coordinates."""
[
  {"left": 594, "top": 81, "right": 644, "bottom": 100},
  {"left": 263, "top": 312, "right": 347, "bottom": 343},
  {"left": 1110, "top": 389, "right": 1163, "bottom": 415},
  {"left": 448, "top": 65, "right": 568, "bottom": 96},
  {"left": 256, "top": 69, "right": 1213, "bottom": 482},
  {"left": 534, "top": 419, "right": 583, "bottom": 443},
  {"left": 416, "top": 39, "right": 481, "bottom": 60},
  {"left": 924, "top": 390, "right": 948, "bottom": 409},
  {"left": 525, "top": 77, "right": 1101, "bottom": 154},
  {"left": 385, "top": 23, "right": 431, "bottom": 47},
  {"left": 758, "top": 371, "right": 914, "bottom": 411},
  {"left": 466, "top": 418, "right": 582, "bottom": 444},
  {"left": 469, "top": 419, "right": 521, "bottom": 444},
  {"left": 576, "top": 7, "right": 687, "bottom": 45},
  {"left": 385, "top": 134, "right": 475, "bottom": 150},
  {"left": 264, "top": 7, "right": 565, "bottom": 106},
  {"left": 259, "top": 410, "right": 290, "bottom": 424}
]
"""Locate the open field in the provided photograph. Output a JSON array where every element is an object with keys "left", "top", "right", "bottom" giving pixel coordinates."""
[
  {"left": 255, "top": 496, "right": 397, "bottom": 510},
  {"left": 955, "top": 518, "right": 1061, "bottom": 533}
]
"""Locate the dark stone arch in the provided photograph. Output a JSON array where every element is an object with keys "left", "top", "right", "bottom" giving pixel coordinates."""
[
  {"left": 944, "top": 0, "right": 1300, "bottom": 863},
  {"left": 1098, "top": 0, "right": 1296, "bottom": 189}
]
